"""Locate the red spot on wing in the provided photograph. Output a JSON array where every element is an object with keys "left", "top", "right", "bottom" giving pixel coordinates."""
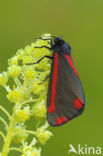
[
  {"left": 56, "top": 116, "right": 67, "bottom": 125},
  {"left": 74, "top": 98, "right": 82, "bottom": 109},
  {"left": 48, "top": 52, "right": 58, "bottom": 113},
  {"left": 56, "top": 118, "right": 62, "bottom": 125},
  {"left": 65, "top": 54, "right": 79, "bottom": 78},
  {"left": 60, "top": 116, "right": 67, "bottom": 122}
]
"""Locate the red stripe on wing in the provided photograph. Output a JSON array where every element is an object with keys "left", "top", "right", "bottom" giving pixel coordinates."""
[
  {"left": 65, "top": 54, "right": 79, "bottom": 78},
  {"left": 48, "top": 52, "right": 59, "bottom": 113}
]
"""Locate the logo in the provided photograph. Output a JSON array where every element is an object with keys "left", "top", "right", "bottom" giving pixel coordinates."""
[{"left": 68, "top": 144, "right": 102, "bottom": 155}]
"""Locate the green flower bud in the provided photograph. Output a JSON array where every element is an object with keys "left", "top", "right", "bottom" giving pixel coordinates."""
[
  {"left": 32, "top": 100, "right": 46, "bottom": 120},
  {"left": 8, "top": 56, "right": 18, "bottom": 66},
  {"left": 8, "top": 65, "right": 21, "bottom": 78},
  {"left": 36, "top": 129, "right": 52, "bottom": 145},
  {"left": 7, "top": 90, "right": 22, "bottom": 103}
]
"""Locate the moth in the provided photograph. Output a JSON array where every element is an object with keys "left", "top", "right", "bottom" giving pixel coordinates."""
[{"left": 27, "top": 36, "right": 86, "bottom": 127}]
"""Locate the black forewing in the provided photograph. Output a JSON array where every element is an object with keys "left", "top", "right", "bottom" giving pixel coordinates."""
[{"left": 47, "top": 53, "right": 86, "bottom": 127}]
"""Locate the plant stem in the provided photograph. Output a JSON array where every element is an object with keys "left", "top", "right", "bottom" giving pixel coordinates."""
[
  {"left": 0, "top": 106, "right": 11, "bottom": 120},
  {"left": 0, "top": 131, "right": 5, "bottom": 141},
  {"left": 25, "top": 130, "right": 36, "bottom": 135},
  {"left": 0, "top": 117, "right": 8, "bottom": 130},
  {"left": 14, "top": 77, "right": 22, "bottom": 88},
  {"left": 1, "top": 112, "right": 15, "bottom": 156},
  {"left": 9, "top": 147, "right": 23, "bottom": 153}
]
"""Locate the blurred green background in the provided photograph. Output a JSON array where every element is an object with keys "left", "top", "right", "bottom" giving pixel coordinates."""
[{"left": 0, "top": 0, "right": 103, "bottom": 156}]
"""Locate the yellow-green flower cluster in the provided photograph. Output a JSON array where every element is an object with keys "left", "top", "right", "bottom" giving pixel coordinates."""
[
  {"left": 22, "top": 138, "right": 41, "bottom": 156},
  {"left": 32, "top": 82, "right": 45, "bottom": 95},
  {"left": 8, "top": 56, "right": 18, "bottom": 66},
  {"left": 8, "top": 65, "right": 21, "bottom": 78},
  {"left": 36, "top": 130, "right": 52, "bottom": 145},
  {"left": 0, "top": 33, "right": 53, "bottom": 156},
  {"left": 32, "top": 100, "right": 46, "bottom": 120},
  {"left": 12, "top": 124, "right": 29, "bottom": 144},
  {"left": 0, "top": 33, "right": 53, "bottom": 106},
  {"left": 23, "top": 67, "right": 36, "bottom": 80},
  {"left": 0, "top": 72, "right": 8, "bottom": 86},
  {"left": 16, "top": 106, "right": 30, "bottom": 123},
  {"left": 7, "top": 89, "right": 23, "bottom": 103},
  {"left": 35, "top": 121, "right": 53, "bottom": 145}
]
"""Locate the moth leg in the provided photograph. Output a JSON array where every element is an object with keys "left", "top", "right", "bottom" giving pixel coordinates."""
[
  {"left": 39, "top": 75, "right": 50, "bottom": 85},
  {"left": 35, "top": 45, "right": 53, "bottom": 50},
  {"left": 26, "top": 55, "right": 53, "bottom": 65}
]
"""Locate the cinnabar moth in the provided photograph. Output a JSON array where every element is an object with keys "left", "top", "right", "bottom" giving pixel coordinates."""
[{"left": 27, "top": 36, "right": 86, "bottom": 127}]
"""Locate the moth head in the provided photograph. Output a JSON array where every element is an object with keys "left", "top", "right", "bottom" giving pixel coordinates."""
[{"left": 54, "top": 37, "right": 64, "bottom": 45}]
